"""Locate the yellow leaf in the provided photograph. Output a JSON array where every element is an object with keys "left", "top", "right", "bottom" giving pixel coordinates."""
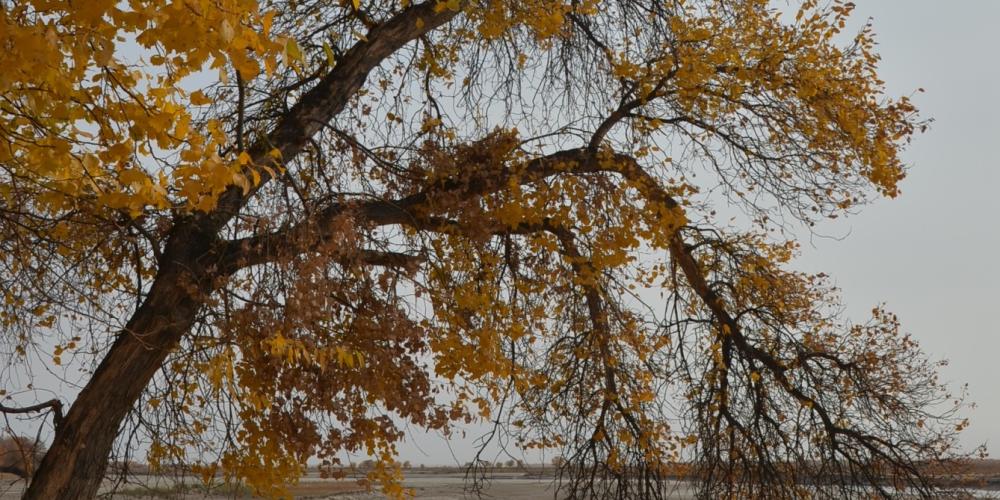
[
  {"left": 81, "top": 153, "right": 100, "bottom": 173},
  {"left": 285, "top": 38, "right": 303, "bottom": 63},
  {"left": 220, "top": 20, "right": 235, "bottom": 43},
  {"left": 119, "top": 168, "right": 149, "bottom": 187},
  {"left": 262, "top": 11, "right": 276, "bottom": 37},
  {"left": 174, "top": 114, "right": 190, "bottom": 138},
  {"left": 323, "top": 41, "right": 336, "bottom": 67},
  {"left": 269, "top": 333, "right": 288, "bottom": 356},
  {"left": 232, "top": 172, "right": 251, "bottom": 194},
  {"left": 190, "top": 90, "right": 212, "bottom": 106},
  {"left": 237, "top": 151, "right": 252, "bottom": 166}
]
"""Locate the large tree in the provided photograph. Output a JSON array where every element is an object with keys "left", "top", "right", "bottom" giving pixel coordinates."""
[{"left": 0, "top": 0, "right": 970, "bottom": 497}]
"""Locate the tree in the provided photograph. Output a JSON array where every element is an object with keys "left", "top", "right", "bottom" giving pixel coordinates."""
[
  {"left": 0, "top": 435, "right": 46, "bottom": 478},
  {"left": 0, "top": 0, "right": 971, "bottom": 498}
]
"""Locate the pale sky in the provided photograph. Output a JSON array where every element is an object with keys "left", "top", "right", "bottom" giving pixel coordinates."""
[
  {"left": 5, "top": 0, "right": 997, "bottom": 469},
  {"left": 789, "top": 0, "right": 1000, "bottom": 453},
  {"left": 394, "top": 0, "right": 1000, "bottom": 464}
]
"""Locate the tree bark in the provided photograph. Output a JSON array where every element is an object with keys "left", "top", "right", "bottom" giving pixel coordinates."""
[{"left": 23, "top": 229, "right": 215, "bottom": 499}]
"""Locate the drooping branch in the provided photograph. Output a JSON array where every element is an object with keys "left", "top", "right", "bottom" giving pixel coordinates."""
[
  {"left": 247, "top": 132, "right": 953, "bottom": 494},
  {"left": 659, "top": 211, "right": 938, "bottom": 497}
]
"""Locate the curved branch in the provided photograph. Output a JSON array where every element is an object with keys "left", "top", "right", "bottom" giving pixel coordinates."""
[
  {"left": 0, "top": 399, "right": 63, "bottom": 429},
  {"left": 221, "top": 147, "right": 628, "bottom": 270}
]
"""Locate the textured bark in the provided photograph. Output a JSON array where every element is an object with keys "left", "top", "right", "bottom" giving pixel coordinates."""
[
  {"left": 23, "top": 3, "right": 459, "bottom": 497},
  {"left": 23, "top": 227, "right": 216, "bottom": 499}
]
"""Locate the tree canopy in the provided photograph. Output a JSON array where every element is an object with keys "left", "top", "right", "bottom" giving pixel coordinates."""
[{"left": 0, "top": 0, "right": 970, "bottom": 498}]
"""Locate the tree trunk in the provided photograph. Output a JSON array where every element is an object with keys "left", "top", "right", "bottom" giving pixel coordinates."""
[
  {"left": 20, "top": 5, "right": 458, "bottom": 496},
  {"left": 23, "top": 230, "right": 213, "bottom": 499}
]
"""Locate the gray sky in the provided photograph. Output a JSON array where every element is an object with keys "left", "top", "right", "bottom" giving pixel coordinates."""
[
  {"left": 5, "top": 0, "right": 997, "bottom": 469},
  {"left": 394, "top": 0, "right": 1000, "bottom": 464},
  {"left": 789, "top": 0, "right": 1000, "bottom": 453}
]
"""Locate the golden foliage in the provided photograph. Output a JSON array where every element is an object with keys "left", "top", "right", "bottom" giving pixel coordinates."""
[{"left": 1, "top": 1, "right": 963, "bottom": 498}]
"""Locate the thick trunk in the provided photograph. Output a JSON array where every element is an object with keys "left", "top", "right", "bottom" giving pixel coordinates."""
[{"left": 23, "top": 232, "right": 212, "bottom": 499}]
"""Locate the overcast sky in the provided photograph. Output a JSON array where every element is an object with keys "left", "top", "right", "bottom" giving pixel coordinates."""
[
  {"left": 789, "top": 0, "right": 1000, "bottom": 452},
  {"left": 394, "top": 0, "right": 1000, "bottom": 465},
  {"left": 5, "top": 0, "right": 997, "bottom": 469}
]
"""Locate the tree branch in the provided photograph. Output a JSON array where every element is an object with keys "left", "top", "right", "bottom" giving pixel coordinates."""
[
  {"left": 221, "top": 147, "right": 624, "bottom": 270},
  {"left": 200, "top": 1, "right": 462, "bottom": 231},
  {"left": 0, "top": 399, "right": 63, "bottom": 429}
]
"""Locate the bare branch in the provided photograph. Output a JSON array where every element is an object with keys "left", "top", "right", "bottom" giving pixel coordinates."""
[{"left": 0, "top": 399, "right": 63, "bottom": 429}]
